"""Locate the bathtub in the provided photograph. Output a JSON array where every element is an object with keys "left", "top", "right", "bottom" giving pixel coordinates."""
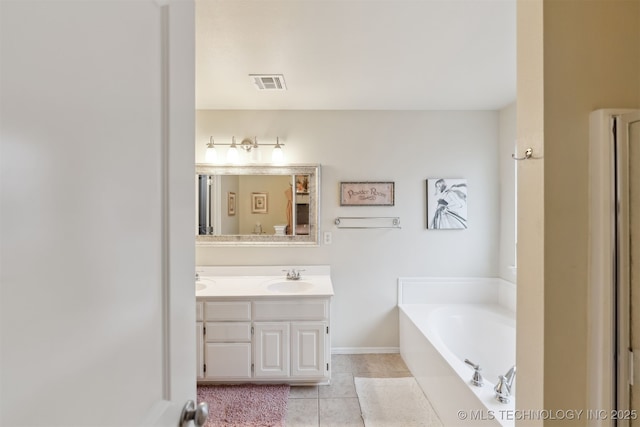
[{"left": 398, "top": 277, "right": 516, "bottom": 427}]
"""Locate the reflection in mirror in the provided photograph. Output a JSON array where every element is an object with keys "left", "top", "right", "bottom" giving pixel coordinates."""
[
  {"left": 196, "top": 164, "right": 320, "bottom": 246},
  {"left": 199, "top": 174, "right": 294, "bottom": 235}
]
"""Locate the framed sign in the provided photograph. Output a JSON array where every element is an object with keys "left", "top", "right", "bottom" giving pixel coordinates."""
[
  {"left": 340, "top": 182, "right": 395, "bottom": 206},
  {"left": 251, "top": 192, "right": 268, "bottom": 213}
]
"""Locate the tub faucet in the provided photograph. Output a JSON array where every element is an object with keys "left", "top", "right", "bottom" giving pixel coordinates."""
[
  {"left": 494, "top": 365, "right": 516, "bottom": 403},
  {"left": 464, "top": 359, "right": 484, "bottom": 387}
]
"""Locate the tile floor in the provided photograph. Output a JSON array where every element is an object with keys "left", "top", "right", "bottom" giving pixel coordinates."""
[{"left": 285, "top": 353, "right": 412, "bottom": 427}]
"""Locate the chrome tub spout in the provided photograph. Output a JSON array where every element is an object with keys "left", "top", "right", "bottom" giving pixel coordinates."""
[{"left": 494, "top": 365, "right": 516, "bottom": 403}]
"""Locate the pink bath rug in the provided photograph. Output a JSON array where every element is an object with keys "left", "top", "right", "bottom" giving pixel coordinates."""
[{"left": 197, "top": 384, "right": 290, "bottom": 427}]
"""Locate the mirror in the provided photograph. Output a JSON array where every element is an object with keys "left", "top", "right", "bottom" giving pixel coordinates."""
[{"left": 196, "top": 164, "right": 320, "bottom": 246}]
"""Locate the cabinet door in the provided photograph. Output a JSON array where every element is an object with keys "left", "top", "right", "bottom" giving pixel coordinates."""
[
  {"left": 196, "top": 322, "right": 204, "bottom": 380},
  {"left": 205, "top": 342, "right": 252, "bottom": 380},
  {"left": 254, "top": 322, "right": 290, "bottom": 378},
  {"left": 291, "top": 322, "right": 327, "bottom": 378}
]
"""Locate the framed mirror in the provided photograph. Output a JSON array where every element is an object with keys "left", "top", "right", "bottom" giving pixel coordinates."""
[{"left": 196, "top": 164, "right": 320, "bottom": 246}]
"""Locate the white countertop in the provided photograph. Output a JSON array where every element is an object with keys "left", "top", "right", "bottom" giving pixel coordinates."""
[{"left": 195, "top": 265, "right": 334, "bottom": 298}]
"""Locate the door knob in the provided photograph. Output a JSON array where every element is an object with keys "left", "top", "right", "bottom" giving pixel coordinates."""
[{"left": 180, "top": 400, "right": 208, "bottom": 427}]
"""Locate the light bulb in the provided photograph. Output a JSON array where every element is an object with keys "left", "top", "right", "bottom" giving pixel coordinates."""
[
  {"left": 227, "top": 137, "right": 239, "bottom": 164},
  {"left": 205, "top": 137, "right": 217, "bottom": 163},
  {"left": 271, "top": 138, "right": 285, "bottom": 164}
]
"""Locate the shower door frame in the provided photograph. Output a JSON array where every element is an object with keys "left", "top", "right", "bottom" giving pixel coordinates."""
[{"left": 589, "top": 109, "right": 640, "bottom": 427}]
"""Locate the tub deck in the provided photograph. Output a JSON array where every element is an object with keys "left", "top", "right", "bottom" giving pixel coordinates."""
[{"left": 398, "top": 277, "right": 516, "bottom": 427}]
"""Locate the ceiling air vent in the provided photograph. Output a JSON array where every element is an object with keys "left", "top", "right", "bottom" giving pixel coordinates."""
[{"left": 249, "top": 74, "right": 287, "bottom": 91}]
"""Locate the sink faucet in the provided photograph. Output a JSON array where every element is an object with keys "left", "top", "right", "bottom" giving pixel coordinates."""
[
  {"left": 283, "top": 268, "right": 305, "bottom": 280},
  {"left": 494, "top": 365, "right": 516, "bottom": 403}
]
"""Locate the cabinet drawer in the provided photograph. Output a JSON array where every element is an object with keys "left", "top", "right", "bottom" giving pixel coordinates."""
[
  {"left": 205, "top": 301, "right": 251, "bottom": 321},
  {"left": 206, "top": 322, "right": 251, "bottom": 342},
  {"left": 196, "top": 301, "right": 204, "bottom": 322},
  {"left": 254, "top": 299, "right": 329, "bottom": 321}
]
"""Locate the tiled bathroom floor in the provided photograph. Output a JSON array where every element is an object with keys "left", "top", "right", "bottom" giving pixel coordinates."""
[{"left": 286, "top": 353, "right": 412, "bottom": 427}]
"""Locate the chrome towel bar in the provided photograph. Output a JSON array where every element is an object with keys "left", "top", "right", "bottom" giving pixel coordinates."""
[{"left": 334, "top": 216, "right": 401, "bottom": 229}]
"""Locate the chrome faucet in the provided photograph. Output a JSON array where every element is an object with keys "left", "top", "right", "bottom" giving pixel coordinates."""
[
  {"left": 494, "top": 365, "right": 516, "bottom": 403},
  {"left": 283, "top": 268, "right": 305, "bottom": 280},
  {"left": 464, "top": 359, "right": 484, "bottom": 387}
]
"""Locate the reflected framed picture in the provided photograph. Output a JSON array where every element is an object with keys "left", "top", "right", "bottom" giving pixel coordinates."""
[
  {"left": 227, "top": 192, "right": 236, "bottom": 216},
  {"left": 426, "top": 178, "right": 468, "bottom": 229},
  {"left": 296, "top": 175, "right": 309, "bottom": 193},
  {"left": 251, "top": 192, "right": 268, "bottom": 214}
]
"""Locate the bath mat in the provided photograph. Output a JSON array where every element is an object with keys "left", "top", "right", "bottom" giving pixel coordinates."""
[
  {"left": 197, "top": 384, "right": 290, "bottom": 427},
  {"left": 354, "top": 377, "right": 443, "bottom": 427}
]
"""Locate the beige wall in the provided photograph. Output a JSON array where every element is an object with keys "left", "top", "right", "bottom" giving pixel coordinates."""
[
  {"left": 516, "top": 0, "right": 545, "bottom": 421},
  {"left": 237, "top": 175, "right": 291, "bottom": 235},
  {"left": 517, "top": 0, "right": 640, "bottom": 423}
]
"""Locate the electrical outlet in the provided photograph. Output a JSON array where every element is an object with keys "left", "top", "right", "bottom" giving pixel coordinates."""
[{"left": 324, "top": 232, "right": 332, "bottom": 245}]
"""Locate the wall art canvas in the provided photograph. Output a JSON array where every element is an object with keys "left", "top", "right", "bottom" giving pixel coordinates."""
[{"left": 426, "top": 178, "right": 468, "bottom": 229}]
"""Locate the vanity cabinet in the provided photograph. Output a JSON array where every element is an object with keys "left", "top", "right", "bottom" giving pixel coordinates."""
[
  {"left": 196, "top": 297, "right": 331, "bottom": 384},
  {"left": 202, "top": 301, "right": 252, "bottom": 381},
  {"left": 196, "top": 302, "right": 204, "bottom": 380}
]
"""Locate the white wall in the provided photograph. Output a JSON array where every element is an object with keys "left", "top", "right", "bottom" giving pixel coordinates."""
[
  {"left": 196, "top": 110, "right": 504, "bottom": 350},
  {"left": 498, "top": 102, "right": 517, "bottom": 283}
]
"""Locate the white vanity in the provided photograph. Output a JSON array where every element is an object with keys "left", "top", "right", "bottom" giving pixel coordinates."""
[{"left": 195, "top": 265, "right": 333, "bottom": 385}]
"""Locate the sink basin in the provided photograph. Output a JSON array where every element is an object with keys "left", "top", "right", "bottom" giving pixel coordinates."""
[
  {"left": 266, "top": 281, "right": 314, "bottom": 293},
  {"left": 196, "top": 278, "right": 215, "bottom": 292}
]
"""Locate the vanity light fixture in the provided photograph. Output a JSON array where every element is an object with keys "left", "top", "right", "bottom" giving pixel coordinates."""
[
  {"left": 205, "top": 136, "right": 286, "bottom": 165},
  {"left": 239, "top": 137, "right": 258, "bottom": 152}
]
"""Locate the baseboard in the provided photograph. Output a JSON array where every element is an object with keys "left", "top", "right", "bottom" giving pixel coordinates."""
[{"left": 331, "top": 347, "right": 399, "bottom": 354}]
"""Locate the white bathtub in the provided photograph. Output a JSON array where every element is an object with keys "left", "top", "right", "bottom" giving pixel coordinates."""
[{"left": 398, "top": 278, "right": 516, "bottom": 427}]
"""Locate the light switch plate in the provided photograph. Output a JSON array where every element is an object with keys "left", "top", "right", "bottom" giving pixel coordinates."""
[{"left": 323, "top": 232, "right": 332, "bottom": 245}]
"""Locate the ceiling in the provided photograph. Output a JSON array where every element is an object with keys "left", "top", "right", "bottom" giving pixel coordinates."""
[{"left": 195, "top": 0, "right": 516, "bottom": 111}]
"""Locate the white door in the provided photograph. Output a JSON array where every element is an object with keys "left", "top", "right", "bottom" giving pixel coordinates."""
[{"left": 0, "top": 1, "right": 196, "bottom": 426}]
